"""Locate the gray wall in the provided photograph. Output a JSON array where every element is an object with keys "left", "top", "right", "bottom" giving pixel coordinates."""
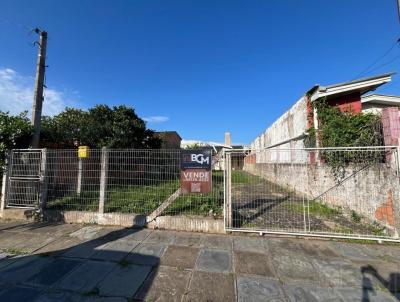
[{"left": 244, "top": 162, "right": 399, "bottom": 231}]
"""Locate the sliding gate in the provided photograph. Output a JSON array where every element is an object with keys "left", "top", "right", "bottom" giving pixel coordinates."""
[{"left": 224, "top": 147, "right": 400, "bottom": 241}]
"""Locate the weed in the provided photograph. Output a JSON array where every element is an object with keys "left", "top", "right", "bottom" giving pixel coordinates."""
[
  {"left": 118, "top": 259, "right": 131, "bottom": 268},
  {"left": 351, "top": 210, "right": 362, "bottom": 223},
  {"left": 84, "top": 287, "right": 100, "bottom": 296},
  {"left": 0, "top": 248, "right": 29, "bottom": 255}
]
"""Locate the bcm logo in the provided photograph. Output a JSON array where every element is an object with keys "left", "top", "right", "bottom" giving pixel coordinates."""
[{"left": 191, "top": 153, "right": 210, "bottom": 165}]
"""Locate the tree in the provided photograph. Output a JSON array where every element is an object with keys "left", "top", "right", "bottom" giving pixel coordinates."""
[
  {"left": 0, "top": 111, "right": 33, "bottom": 171},
  {"left": 40, "top": 105, "right": 161, "bottom": 149}
]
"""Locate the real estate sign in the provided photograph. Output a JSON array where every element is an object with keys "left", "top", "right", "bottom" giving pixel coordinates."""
[{"left": 180, "top": 149, "right": 212, "bottom": 194}]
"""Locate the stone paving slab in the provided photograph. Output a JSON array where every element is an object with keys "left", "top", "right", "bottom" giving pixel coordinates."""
[
  {"left": 144, "top": 230, "right": 176, "bottom": 244},
  {"left": 161, "top": 245, "right": 199, "bottom": 269},
  {"left": 62, "top": 239, "right": 105, "bottom": 259},
  {"left": 0, "top": 256, "right": 54, "bottom": 285},
  {"left": 118, "top": 228, "right": 152, "bottom": 242},
  {"left": 329, "top": 242, "right": 377, "bottom": 262},
  {"left": 336, "top": 287, "right": 397, "bottom": 302},
  {"left": 125, "top": 242, "right": 165, "bottom": 266},
  {"left": 284, "top": 283, "right": 341, "bottom": 302},
  {"left": 135, "top": 266, "right": 191, "bottom": 302},
  {"left": 202, "top": 234, "right": 233, "bottom": 250},
  {"left": 312, "top": 258, "right": 367, "bottom": 288},
  {"left": 55, "top": 260, "right": 116, "bottom": 293},
  {"left": 271, "top": 253, "right": 321, "bottom": 284},
  {"left": 33, "top": 236, "right": 87, "bottom": 256},
  {"left": 1, "top": 220, "right": 400, "bottom": 301},
  {"left": 90, "top": 239, "right": 140, "bottom": 262},
  {"left": 172, "top": 232, "right": 204, "bottom": 248},
  {"left": 26, "top": 258, "right": 83, "bottom": 287},
  {"left": 234, "top": 251, "right": 275, "bottom": 277},
  {"left": 186, "top": 271, "right": 236, "bottom": 302},
  {"left": 0, "top": 285, "right": 42, "bottom": 302},
  {"left": 97, "top": 263, "right": 152, "bottom": 297},
  {"left": 68, "top": 226, "right": 120, "bottom": 242},
  {"left": 196, "top": 249, "right": 232, "bottom": 273},
  {"left": 5, "top": 222, "right": 81, "bottom": 237},
  {"left": 237, "top": 276, "right": 286, "bottom": 302},
  {"left": 233, "top": 236, "right": 267, "bottom": 253}
]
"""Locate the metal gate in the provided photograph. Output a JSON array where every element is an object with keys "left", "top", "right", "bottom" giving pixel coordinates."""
[
  {"left": 4, "top": 149, "right": 45, "bottom": 208},
  {"left": 224, "top": 147, "right": 400, "bottom": 242}
]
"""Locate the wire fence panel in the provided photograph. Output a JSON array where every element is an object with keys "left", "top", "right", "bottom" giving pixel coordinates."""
[
  {"left": 3, "top": 148, "right": 224, "bottom": 218},
  {"left": 6, "top": 150, "right": 42, "bottom": 208},
  {"left": 229, "top": 147, "right": 400, "bottom": 241},
  {"left": 45, "top": 149, "right": 102, "bottom": 211}
]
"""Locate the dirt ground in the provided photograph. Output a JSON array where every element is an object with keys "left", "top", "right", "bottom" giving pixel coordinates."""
[{"left": 231, "top": 173, "right": 387, "bottom": 237}]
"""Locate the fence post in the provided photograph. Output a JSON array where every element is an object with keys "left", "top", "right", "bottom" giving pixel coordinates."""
[
  {"left": 77, "top": 157, "right": 82, "bottom": 195},
  {"left": 38, "top": 148, "right": 48, "bottom": 214},
  {"left": 224, "top": 150, "right": 232, "bottom": 229},
  {"left": 0, "top": 151, "right": 11, "bottom": 217},
  {"left": 394, "top": 144, "right": 400, "bottom": 238},
  {"left": 99, "top": 147, "right": 108, "bottom": 214}
]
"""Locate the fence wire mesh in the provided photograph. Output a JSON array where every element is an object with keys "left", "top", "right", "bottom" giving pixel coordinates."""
[
  {"left": 21, "top": 148, "right": 225, "bottom": 217},
  {"left": 229, "top": 147, "right": 400, "bottom": 239},
  {"left": 5, "top": 150, "right": 42, "bottom": 207}
]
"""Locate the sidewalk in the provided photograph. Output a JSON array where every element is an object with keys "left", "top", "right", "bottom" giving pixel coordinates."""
[{"left": 0, "top": 219, "right": 399, "bottom": 301}]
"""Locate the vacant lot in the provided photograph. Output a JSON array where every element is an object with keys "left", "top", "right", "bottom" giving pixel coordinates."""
[{"left": 232, "top": 171, "right": 387, "bottom": 237}]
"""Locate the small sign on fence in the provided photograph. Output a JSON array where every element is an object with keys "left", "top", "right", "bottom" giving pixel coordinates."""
[
  {"left": 78, "top": 146, "right": 90, "bottom": 158},
  {"left": 180, "top": 149, "right": 212, "bottom": 194}
]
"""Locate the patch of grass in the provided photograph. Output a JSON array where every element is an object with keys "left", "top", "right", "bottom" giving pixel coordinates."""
[
  {"left": 231, "top": 171, "right": 262, "bottom": 184},
  {"left": 332, "top": 226, "right": 353, "bottom": 234},
  {"left": 0, "top": 248, "right": 29, "bottom": 255},
  {"left": 45, "top": 170, "right": 263, "bottom": 218},
  {"left": 286, "top": 200, "right": 342, "bottom": 219},
  {"left": 351, "top": 210, "right": 362, "bottom": 223}
]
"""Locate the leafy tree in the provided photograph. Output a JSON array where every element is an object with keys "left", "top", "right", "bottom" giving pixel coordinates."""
[
  {"left": 0, "top": 110, "right": 33, "bottom": 172},
  {"left": 41, "top": 105, "right": 161, "bottom": 149}
]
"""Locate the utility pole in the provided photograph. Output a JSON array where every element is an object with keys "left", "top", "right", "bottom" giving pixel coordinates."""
[
  {"left": 397, "top": 0, "right": 400, "bottom": 25},
  {"left": 31, "top": 28, "right": 47, "bottom": 148}
]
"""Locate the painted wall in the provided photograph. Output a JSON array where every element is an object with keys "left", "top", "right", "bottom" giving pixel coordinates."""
[
  {"left": 250, "top": 96, "right": 308, "bottom": 163},
  {"left": 244, "top": 161, "right": 399, "bottom": 233}
]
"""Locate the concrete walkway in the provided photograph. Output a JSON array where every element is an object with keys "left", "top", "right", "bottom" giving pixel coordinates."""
[{"left": 0, "top": 220, "right": 399, "bottom": 301}]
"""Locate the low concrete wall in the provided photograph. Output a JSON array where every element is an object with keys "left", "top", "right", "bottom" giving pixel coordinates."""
[
  {"left": 244, "top": 162, "right": 399, "bottom": 230},
  {"left": 0, "top": 209, "right": 225, "bottom": 234}
]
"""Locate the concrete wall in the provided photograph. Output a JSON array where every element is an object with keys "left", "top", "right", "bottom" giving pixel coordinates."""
[
  {"left": 250, "top": 96, "right": 308, "bottom": 163},
  {"left": 244, "top": 162, "right": 399, "bottom": 231}
]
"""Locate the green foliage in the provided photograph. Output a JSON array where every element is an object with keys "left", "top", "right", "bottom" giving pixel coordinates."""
[
  {"left": 351, "top": 210, "right": 362, "bottom": 223},
  {"left": 41, "top": 105, "right": 161, "bottom": 149},
  {"left": 288, "top": 200, "right": 342, "bottom": 219},
  {"left": 0, "top": 111, "right": 33, "bottom": 172},
  {"left": 184, "top": 142, "right": 207, "bottom": 149},
  {"left": 306, "top": 98, "right": 383, "bottom": 148},
  {"left": 305, "top": 99, "right": 384, "bottom": 180}
]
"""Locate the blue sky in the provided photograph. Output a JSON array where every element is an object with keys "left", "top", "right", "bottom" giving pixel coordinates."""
[{"left": 0, "top": 0, "right": 400, "bottom": 145}]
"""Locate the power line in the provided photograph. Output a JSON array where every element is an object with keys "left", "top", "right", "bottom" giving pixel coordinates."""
[{"left": 354, "top": 38, "right": 400, "bottom": 79}]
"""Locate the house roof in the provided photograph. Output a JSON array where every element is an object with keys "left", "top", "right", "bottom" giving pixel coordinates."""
[
  {"left": 361, "top": 93, "right": 400, "bottom": 106},
  {"left": 155, "top": 131, "right": 182, "bottom": 140},
  {"left": 307, "top": 72, "right": 395, "bottom": 102}
]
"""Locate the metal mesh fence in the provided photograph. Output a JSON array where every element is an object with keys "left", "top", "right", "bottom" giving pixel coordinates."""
[
  {"left": 37, "top": 149, "right": 224, "bottom": 217},
  {"left": 5, "top": 150, "right": 42, "bottom": 207},
  {"left": 230, "top": 147, "right": 400, "bottom": 239},
  {"left": 45, "top": 149, "right": 102, "bottom": 211}
]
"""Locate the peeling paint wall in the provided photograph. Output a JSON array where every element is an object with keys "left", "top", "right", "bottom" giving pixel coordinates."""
[
  {"left": 250, "top": 96, "right": 308, "bottom": 162},
  {"left": 244, "top": 162, "right": 399, "bottom": 232}
]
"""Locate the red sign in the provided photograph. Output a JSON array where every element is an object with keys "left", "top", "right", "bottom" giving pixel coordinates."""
[{"left": 180, "top": 168, "right": 212, "bottom": 194}]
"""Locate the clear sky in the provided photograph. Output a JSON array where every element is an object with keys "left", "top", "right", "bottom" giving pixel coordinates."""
[{"left": 1, "top": 0, "right": 400, "bottom": 145}]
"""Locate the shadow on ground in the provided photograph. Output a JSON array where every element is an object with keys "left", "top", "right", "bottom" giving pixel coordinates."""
[
  {"left": 361, "top": 265, "right": 400, "bottom": 301},
  {"left": 0, "top": 222, "right": 160, "bottom": 301}
]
